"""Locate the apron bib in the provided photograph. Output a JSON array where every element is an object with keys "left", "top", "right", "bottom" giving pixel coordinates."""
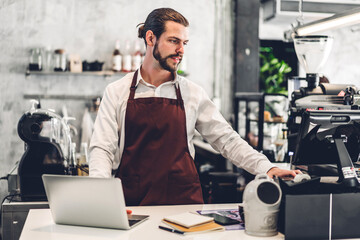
[{"left": 116, "top": 70, "right": 203, "bottom": 206}]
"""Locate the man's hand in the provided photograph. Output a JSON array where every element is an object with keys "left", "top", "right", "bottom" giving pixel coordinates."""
[{"left": 267, "top": 167, "right": 302, "bottom": 179}]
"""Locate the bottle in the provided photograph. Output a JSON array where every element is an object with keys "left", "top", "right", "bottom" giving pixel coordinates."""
[
  {"left": 77, "top": 142, "right": 89, "bottom": 176},
  {"left": 131, "top": 40, "right": 142, "bottom": 71},
  {"left": 67, "top": 142, "right": 77, "bottom": 175},
  {"left": 122, "top": 40, "right": 132, "bottom": 72},
  {"left": 43, "top": 46, "right": 53, "bottom": 72},
  {"left": 140, "top": 42, "right": 146, "bottom": 64},
  {"left": 112, "top": 40, "right": 122, "bottom": 72}
]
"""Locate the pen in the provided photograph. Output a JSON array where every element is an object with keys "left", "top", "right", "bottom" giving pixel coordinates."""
[{"left": 159, "top": 225, "right": 184, "bottom": 235}]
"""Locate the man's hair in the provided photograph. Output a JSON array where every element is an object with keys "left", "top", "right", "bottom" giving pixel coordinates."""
[{"left": 137, "top": 8, "right": 189, "bottom": 46}]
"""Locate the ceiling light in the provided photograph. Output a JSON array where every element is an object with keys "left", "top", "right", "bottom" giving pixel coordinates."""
[{"left": 294, "top": 7, "right": 360, "bottom": 36}]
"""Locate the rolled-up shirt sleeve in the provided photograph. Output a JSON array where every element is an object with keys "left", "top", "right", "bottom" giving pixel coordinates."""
[
  {"left": 195, "top": 88, "right": 275, "bottom": 175},
  {"left": 89, "top": 85, "right": 119, "bottom": 178}
]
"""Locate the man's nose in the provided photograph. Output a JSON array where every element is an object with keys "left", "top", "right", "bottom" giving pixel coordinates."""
[{"left": 176, "top": 43, "right": 185, "bottom": 55}]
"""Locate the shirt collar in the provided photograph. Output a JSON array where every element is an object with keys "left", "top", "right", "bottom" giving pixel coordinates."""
[{"left": 135, "top": 67, "right": 179, "bottom": 87}]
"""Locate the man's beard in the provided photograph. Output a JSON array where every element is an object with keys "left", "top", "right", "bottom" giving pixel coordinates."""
[{"left": 153, "top": 41, "right": 182, "bottom": 73}]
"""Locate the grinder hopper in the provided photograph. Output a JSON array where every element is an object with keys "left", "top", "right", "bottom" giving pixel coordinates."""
[{"left": 293, "top": 35, "right": 333, "bottom": 88}]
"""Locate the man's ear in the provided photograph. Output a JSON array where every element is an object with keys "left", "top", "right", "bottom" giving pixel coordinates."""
[{"left": 145, "top": 30, "right": 156, "bottom": 47}]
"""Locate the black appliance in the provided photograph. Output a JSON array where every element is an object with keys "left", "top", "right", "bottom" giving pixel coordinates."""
[
  {"left": 17, "top": 101, "right": 72, "bottom": 201},
  {"left": 292, "top": 110, "right": 360, "bottom": 187},
  {"left": 287, "top": 83, "right": 359, "bottom": 148}
]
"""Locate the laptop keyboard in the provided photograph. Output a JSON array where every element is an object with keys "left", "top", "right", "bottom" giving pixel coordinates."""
[
  {"left": 127, "top": 214, "right": 150, "bottom": 227},
  {"left": 128, "top": 219, "right": 141, "bottom": 226}
]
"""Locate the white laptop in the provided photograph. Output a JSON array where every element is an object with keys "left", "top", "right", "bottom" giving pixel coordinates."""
[{"left": 42, "top": 174, "right": 149, "bottom": 229}]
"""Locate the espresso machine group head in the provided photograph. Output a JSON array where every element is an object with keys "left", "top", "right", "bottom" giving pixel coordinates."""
[{"left": 17, "top": 100, "right": 73, "bottom": 201}]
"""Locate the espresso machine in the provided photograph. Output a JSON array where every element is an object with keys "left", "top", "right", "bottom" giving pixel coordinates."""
[
  {"left": 287, "top": 35, "right": 360, "bottom": 187},
  {"left": 17, "top": 100, "right": 74, "bottom": 201}
]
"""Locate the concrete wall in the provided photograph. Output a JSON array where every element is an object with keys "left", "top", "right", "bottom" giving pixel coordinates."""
[
  {"left": 0, "top": 0, "right": 235, "bottom": 203},
  {"left": 320, "top": 26, "right": 360, "bottom": 86}
]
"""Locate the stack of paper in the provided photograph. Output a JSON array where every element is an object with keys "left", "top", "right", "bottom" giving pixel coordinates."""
[{"left": 160, "top": 212, "right": 225, "bottom": 234}]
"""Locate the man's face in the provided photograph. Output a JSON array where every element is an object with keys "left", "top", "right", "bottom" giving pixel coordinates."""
[{"left": 152, "top": 21, "right": 189, "bottom": 73}]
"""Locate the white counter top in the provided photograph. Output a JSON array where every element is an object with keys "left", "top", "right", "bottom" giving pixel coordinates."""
[{"left": 20, "top": 203, "right": 284, "bottom": 240}]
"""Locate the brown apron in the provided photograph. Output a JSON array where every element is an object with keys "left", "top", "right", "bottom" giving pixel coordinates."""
[{"left": 116, "top": 70, "right": 203, "bottom": 206}]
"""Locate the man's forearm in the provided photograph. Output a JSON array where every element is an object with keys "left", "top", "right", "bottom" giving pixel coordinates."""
[{"left": 89, "top": 147, "right": 113, "bottom": 178}]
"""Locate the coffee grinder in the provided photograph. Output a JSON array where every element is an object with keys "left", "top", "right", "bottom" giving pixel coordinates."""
[
  {"left": 17, "top": 100, "right": 74, "bottom": 201},
  {"left": 291, "top": 35, "right": 334, "bottom": 99}
]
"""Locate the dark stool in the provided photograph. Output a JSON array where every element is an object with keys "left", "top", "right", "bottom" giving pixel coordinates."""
[{"left": 207, "top": 172, "right": 241, "bottom": 203}]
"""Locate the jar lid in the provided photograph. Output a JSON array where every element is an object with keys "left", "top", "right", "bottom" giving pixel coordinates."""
[{"left": 54, "top": 49, "right": 65, "bottom": 54}]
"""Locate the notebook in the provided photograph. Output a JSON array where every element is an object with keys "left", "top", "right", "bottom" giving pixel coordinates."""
[
  {"left": 161, "top": 220, "right": 225, "bottom": 234},
  {"left": 160, "top": 212, "right": 224, "bottom": 235},
  {"left": 42, "top": 174, "right": 149, "bottom": 229},
  {"left": 163, "top": 212, "right": 214, "bottom": 228}
]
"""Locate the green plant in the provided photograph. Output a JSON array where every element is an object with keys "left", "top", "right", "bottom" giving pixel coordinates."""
[{"left": 259, "top": 47, "right": 292, "bottom": 95}]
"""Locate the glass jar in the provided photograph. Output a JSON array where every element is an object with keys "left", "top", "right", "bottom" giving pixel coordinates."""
[
  {"left": 43, "top": 46, "right": 53, "bottom": 72},
  {"left": 54, "top": 49, "right": 67, "bottom": 71},
  {"left": 29, "top": 48, "right": 43, "bottom": 71}
]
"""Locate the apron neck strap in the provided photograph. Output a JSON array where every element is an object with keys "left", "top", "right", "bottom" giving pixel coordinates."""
[
  {"left": 175, "top": 82, "right": 182, "bottom": 101},
  {"left": 129, "top": 70, "right": 182, "bottom": 101},
  {"left": 129, "top": 70, "right": 139, "bottom": 100}
]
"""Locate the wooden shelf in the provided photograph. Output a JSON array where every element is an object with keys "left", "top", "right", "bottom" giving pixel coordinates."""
[
  {"left": 26, "top": 70, "right": 188, "bottom": 78},
  {"left": 25, "top": 70, "right": 127, "bottom": 77},
  {"left": 23, "top": 93, "right": 101, "bottom": 101}
]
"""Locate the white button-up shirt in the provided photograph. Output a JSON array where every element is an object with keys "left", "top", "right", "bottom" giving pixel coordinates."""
[{"left": 89, "top": 70, "right": 275, "bottom": 178}]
